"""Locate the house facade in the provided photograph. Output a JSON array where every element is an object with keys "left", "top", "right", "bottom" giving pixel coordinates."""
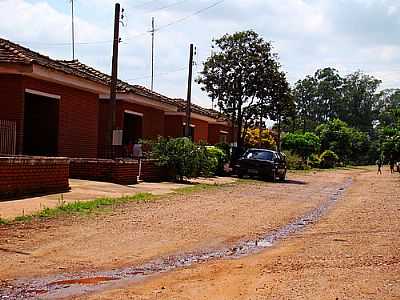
[{"left": 0, "top": 38, "right": 232, "bottom": 159}]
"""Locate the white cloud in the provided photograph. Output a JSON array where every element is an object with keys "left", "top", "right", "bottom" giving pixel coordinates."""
[{"left": 1, "top": 0, "right": 400, "bottom": 106}]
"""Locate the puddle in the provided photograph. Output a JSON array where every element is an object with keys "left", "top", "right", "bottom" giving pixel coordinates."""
[
  {"left": 49, "top": 277, "right": 118, "bottom": 286},
  {"left": 0, "top": 178, "right": 352, "bottom": 300}
]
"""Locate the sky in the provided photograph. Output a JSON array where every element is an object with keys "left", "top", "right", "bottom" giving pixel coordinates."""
[{"left": 1, "top": 0, "right": 400, "bottom": 108}]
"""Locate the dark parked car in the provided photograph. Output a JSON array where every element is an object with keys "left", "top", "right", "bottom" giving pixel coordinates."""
[{"left": 233, "top": 149, "right": 287, "bottom": 181}]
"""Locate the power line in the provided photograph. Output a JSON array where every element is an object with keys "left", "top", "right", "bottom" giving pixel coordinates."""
[
  {"left": 155, "top": 0, "right": 225, "bottom": 32},
  {"left": 144, "top": 0, "right": 191, "bottom": 14},
  {"left": 132, "top": 0, "right": 163, "bottom": 9},
  {"left": 125, "top": 67, "right": 187, "bottom": 81},
  {"left": 13, "top": 0, "right": 225, "bottom": 47}
]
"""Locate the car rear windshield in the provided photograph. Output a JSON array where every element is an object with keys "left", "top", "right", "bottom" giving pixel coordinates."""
[{"left": 244, "top": 150, "right": 274, "bottom": 161}]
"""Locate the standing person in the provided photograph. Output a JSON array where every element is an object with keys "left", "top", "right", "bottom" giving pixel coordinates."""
[
  {"left": 390, "top": 159, "right": 395, "bottom": 174},
  {"left": 376, "top": 159, "right": 383, "bottom": 175}
]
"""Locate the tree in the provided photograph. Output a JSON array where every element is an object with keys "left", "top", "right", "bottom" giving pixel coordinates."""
[
  {"left": 314, "top": 68, "right": 344, "bottom": 122},
  {"left": 264, "top": 72, "right": 295, "bottom": 151},
  {"left": 282, "top": 132, "right": 320, "bottom": 162},
  {"left": 316, "top": 119, "right": 361, "bottom": 164},
  {"left": 341, "top": 71, "right": 381, "bottom": 132},
  {"left": 197, "top": 30, "right": 283, "bottom": 150},
  {"left": 293, "top": 76, "right": 318, "bottom": 132},
  {"left": 244, "top": 128, "right": 276, "bottom": 149},
  {"left": 291, "top": 68, "right": 343, "bottom": 132}
]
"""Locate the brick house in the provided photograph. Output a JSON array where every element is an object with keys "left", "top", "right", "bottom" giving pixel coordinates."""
[
  {"left": 165, "top": 99, "right": 232, "bottom": 144},
  {"left": 0, "top": 38, "right": 232, "bottom": 159}
]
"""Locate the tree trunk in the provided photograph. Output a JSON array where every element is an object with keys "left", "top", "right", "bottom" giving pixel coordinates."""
[
  {"left": 259, "top": 112, "right": 263, "bottom": 147},
  {"left": 277, "top": 115, "right": 282, "bottom": 152}
]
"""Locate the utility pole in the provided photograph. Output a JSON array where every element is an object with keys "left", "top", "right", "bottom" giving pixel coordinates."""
[
  {"left": 185, "top": 44, "right": 194, "bottom": 138},
  {"left": 151, "top": 17, "right": 155, "bottom": 91},
  {"left": 71, "top": 0, "right": 75, "bottom": 60},
  {"left": 108, "top": 2, "right": 121, "bottom": 148}
]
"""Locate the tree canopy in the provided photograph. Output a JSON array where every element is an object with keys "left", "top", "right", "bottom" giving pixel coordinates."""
[{"left": 197, "top": 30, "right": 292, "bottom": 150}]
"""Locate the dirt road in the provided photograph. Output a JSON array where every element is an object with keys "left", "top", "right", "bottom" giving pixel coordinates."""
[{"left": 1, "top": 168, "right": 399, "bottom": 299}]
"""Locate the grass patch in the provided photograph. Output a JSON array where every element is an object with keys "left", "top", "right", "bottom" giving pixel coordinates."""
[
  {"left": 173, "top": 183, "right": 223, "bottom": 194},
  {"left": 0, "top": 218, "right": 10, "bottom": 225},
  {"left": 5, "top": 192, "right": 155, "bottom": 225}
]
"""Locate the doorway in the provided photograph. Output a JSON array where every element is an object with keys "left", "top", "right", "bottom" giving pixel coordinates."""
[
  {"left": 23, "top": 92, "right": 59, "bottom": 156},
  {"left": 123, "top": 111, "right": 143, "bottom": 145}
]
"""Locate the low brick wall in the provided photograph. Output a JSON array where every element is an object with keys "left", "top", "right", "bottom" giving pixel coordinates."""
[
  {"left": 70, "top": 158, "right": 139, "bottom": 185},
  {"left": 70, "top": 158, "right": 168, "bottom": 184},
  {"left": 139, "top": 160, "right": 168, "bottom": 182},
  {"left": 0, "top": 156, "right": 70, "bottom": 199}
]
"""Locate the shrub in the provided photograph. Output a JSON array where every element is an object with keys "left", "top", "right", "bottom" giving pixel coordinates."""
[
  {"left": 319, "top": 150, "right": 339, "bottom": 169},
  {"left": 215, "top": 142, "right": 231, "bottom": 161},
  {"left": 150, "top": 137, "right": 219, "bottom": 181},
  {"left": 282, "top": 132, "right": 320, "bottom": 162},
  {"left": 206, "top": 146, "right": 228, "bottom": 176},
  {"left": 285, "top": 152, "right": 310, "bottom": 170},
  {"left": 308, "top": 153, "right": 321, "bottom": 168}
]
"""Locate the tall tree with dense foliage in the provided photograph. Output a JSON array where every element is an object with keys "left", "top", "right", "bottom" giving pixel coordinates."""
[
  {"left": 341, "top": 71, "right": 381, "bottom": 132},
  {"left": 282, "top": 132, "right": 320, "bottom": 161},
  {"left": 197, "top": 30, "right": 285, "bottom": 149},
  {"left": 263, "top": 71, "right": 294, "bottom": 151},
  {"left": 293, "top": 75, "right": 318, "bottom": 132}
]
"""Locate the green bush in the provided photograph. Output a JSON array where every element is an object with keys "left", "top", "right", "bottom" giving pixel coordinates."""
[
  {"left": 282, "top": 132, "right": 320, "bottom": 162},
  {"left": 215, "top": 142, "right": 231, "bottom": 161},
  {"left": 319, "top": 150, "right": 339, "bottom": 169},
  {"left": 206, "top": 146, "right": 227, "bottom": 176},
  {"left": 308, "top": 153, "right": 321, "bottom": 168},
  {"left": 150, "top": 137, "right": 219, "bottom": 181},
  {"left": 285, "top": 152, "right": 310, "bottom": 170}
]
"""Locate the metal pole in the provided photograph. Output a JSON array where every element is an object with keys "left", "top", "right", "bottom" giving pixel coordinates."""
[
  {"left": 151, "top": 17, "right": 155, "bottom": 91},
  {"left": 71, "top": 0, "right": 75, "bottom": 60},
  {"left": 185, "top": 44, "right": 194, "bottom": 138},
  {"left": 109, "top": 3, "right": 121, "bottom": 147}
]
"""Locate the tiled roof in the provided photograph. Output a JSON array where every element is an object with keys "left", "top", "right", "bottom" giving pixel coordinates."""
[
  {"left": 0, "top": 38, "right": 174, "bottom": 105},
  {"left": 60, "top": 60, "right": 175, "bottom": 105},
  {"left": 0, "top": 38, "right": 107, "bottom": 85},
  {"left": 173, "top": 98, "right": 224, "bottom": 119},
  {"left": 0, "top": 37, "right": 224, "bottom": 119}
]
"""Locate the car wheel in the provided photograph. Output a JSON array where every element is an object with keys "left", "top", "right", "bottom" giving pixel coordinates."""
[{"left": 270, "top": 170, "right": 276, "bottom": 182}]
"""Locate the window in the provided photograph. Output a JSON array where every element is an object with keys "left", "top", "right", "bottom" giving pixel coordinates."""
[{"left": 244, "top": 150, "right": 274, "bottom": 161}]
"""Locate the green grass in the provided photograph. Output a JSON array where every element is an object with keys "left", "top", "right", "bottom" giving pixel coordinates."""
[
  {"left": 173, "top": 183, "right": 224, "bottom": 194},
  {"left": 3, "top": 192, "right": 155, "bottom": 225},
  {"left": 0, "top": 218, "right": 10, "bottom": 225}
]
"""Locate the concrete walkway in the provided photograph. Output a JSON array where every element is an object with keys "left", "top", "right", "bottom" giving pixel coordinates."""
[{"left": 0, "top": 177, "right": 237, "bottom": 220}]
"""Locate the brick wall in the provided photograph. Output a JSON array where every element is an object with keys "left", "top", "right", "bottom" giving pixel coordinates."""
[
  {"left": 70, "top": 158, "right": 168, "bottom": 184},
  {"left": 208, "top": 124, "right": 233, "bottom": 145},
  {"left": 23, "top": 77, "right": 99, "bottom": 158},
  {"left": 0, "top": 74, "right": 24, "bottom": 154},
  {"left": 139, "top": 159, "right": 168, "bottom": 182},
  {"left": 191, "top": 118, "right": 209, "bottom": 143},
  {"left": 165, "top": 115, "right": 184, "bottom": 138},
  {"left": 164, "top": 115, "right": 210, "bottom": 143},
  {"left": 0, "top": 156, "right": 70, "bottom": 199},
  {"left": 70, "top": 158, "right": 139, "bottom": 185},
  {"left": 98, "top": 99, "right": 166, "bottom": 156}
]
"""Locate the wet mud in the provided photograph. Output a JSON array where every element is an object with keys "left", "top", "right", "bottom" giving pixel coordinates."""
[{"left": 0, "top": 178, "right": 352, "bottom": 300}]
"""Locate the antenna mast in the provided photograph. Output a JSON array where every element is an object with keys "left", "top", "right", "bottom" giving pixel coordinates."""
[
  {"left": 151, "top": 17, "right": 155, "bottom": 90},
  {"left": 71, "top": 0, "right": 75, "bottom": 60}
]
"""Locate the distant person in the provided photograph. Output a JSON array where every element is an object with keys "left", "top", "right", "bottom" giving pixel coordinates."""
[
  {"left": 376, "top": 159, "right": 383, "bottom": 175},
  {"left": 390, "top": 160, "right": 395, "bottom": 174}
]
